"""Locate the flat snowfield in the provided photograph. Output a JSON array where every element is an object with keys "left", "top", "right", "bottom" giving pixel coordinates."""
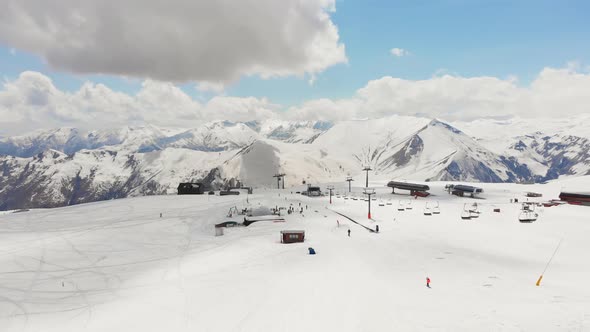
[{"left": 1, "top": 181, "right": 589, "bottom": 332}]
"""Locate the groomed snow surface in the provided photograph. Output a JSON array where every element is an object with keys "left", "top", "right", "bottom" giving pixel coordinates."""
[{"left": 1, "top": 178, "right": 590, "bottom": 331}]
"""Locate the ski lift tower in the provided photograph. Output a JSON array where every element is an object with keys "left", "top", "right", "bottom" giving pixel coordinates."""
[
  {"left": 362, "top": 166, "right": 372, "bottom": 188},
  {"left": 346, "top": 176, "right": 354, "bottom": 192},
  {"left": 273, "top": 173, "right": 286, "bottom": 189},
  {"left": 363, "top": 187, "right": 375, "bottom": 219},
  {"left": 327, "top": 185, "right": 335, "bottom": 204}
]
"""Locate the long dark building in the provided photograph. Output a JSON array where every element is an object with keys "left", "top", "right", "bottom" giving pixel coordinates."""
[
  {"left": 559, "top": 192, "right": 590, "bottom": 206},
  {"left": 387, "top": 181, "right": 430, "bottom": 195},
  {"left": 446, "top": 184, "right": 483, "bottom": 197},
  {"left": 177, "top": 183, "right": 203, "bottom": 195}
]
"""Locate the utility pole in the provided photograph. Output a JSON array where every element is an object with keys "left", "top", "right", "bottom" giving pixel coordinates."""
[
  {"left": 364, "top": 188, "right": 375, "bottom": 219},
  {"left": 362, "top": 166, "right": 372, "bottom": 188},
  {"left": 327, "top": 185, "right": 334, "bottom": 204},
  {"left": 346, "top": 176, "right": 354, "bottom": 192},
  {"left": 273, "top": 173, "right": 286, "bottom": 189}
]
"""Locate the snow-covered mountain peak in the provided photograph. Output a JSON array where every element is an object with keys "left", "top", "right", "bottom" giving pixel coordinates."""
[{"left": 2, "top": 115, "right": 590, "bottom": 210}]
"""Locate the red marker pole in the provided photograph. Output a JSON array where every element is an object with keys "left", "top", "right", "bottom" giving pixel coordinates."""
[{"left": 368, "top": 193, "right": 372, "bottom": 219}]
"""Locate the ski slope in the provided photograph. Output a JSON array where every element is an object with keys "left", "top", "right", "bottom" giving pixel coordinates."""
[{"left": 1, "top": 178, "right": 590, "bottom": 331}]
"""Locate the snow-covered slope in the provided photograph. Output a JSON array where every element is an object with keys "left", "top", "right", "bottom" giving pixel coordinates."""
[{"left": 1, "top": 178, "right": 589, "bottom": 331}]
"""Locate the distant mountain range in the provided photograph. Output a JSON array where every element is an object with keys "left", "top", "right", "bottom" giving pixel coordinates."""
[{"left": 1, "top": 115, "right": 589, "bottom": 210}]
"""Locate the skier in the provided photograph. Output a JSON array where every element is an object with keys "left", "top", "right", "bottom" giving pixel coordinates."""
[
  {"left": 375, "top": 225, "right": 379, "bottom": 233},
  {"left": 347, "top": 229, "right": 351, "bottom": 237},
  {"left": 426, "top": 277, "right": 431, "bottom": 288}
]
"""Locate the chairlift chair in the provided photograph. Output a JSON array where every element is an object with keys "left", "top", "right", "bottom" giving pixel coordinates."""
[
  {"left": 469, "top": 202, "right": 480, "bottom": 218},
  {"left": 423, "top": 202, "right": 432, "bottom": 216},
  {"left": 461, "top": 203, "right": 472, "bottom": 220},
  {"left": 398, "top": 200, "right": 405, "bottom": 211},
  {"left": 432, "top": 201, "right": 441, "bottom": 214}
]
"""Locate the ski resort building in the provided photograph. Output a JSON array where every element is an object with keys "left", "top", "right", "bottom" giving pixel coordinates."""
[
  {"left": 446, "top": 184, "right": 483, "bottom": 198},
  {"left": 219, "top": 190, "right": 240, "bottom": 196},
  {"left": 559, "top": 192, "right": 590, "bottom": 206},
  {"left": 387, "top": 181, "right": 430, "bottom": 195},
  {"left": 302, "top": 186, "right": 322, "bottom": 197},
  {"left": 280, "top": 230, "right": 305, "bottom": 243},
  {"left": 177, "top": 183, "right": 204, "bottom": 195}
]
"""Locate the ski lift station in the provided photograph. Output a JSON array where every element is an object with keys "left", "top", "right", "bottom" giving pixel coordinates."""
[
  {"left": 302, "top": 185, "right": 322, "bottom": 197},
  {"left": 387, "top": 181, "right": 430, "bottom": 196},
  {"left": 177, "top": 182, "right": 204, "bottom": 195},
  {"left": 446, "top": 184, "right": 483, "bottom": 198},
  {"left": 280, "top": 230, "right": 305, "bottom": 243}
]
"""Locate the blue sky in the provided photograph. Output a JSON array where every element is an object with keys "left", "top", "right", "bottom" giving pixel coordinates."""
[{"left": 1, "top": 0, "right": 589, "bottom": 107}]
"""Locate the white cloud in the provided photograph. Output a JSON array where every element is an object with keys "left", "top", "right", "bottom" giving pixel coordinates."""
[
  {"left": 288, "top": 64, "right": 590, "bottom": 122},
  {"left": 2, "top": 64, "right": 590, "bottom": 135},
  {"left": 0, "top": 72, "right": 274, "bottom": 135},
  {"left": 390, "top": 48, "right": 410, "bottom": 57},
  {"left": 0, "top": 0, "right": 347, "bottom": 83},
  {"left": 205, "top": 96, "right": 278, "bottom": 123},
  {"left": 196, "top": 81, "right": 225, "bottom": 94}
]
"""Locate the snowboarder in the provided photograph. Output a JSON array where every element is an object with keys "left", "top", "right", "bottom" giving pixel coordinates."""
[
  {"left": 160, "top": 213, "right": 162, "bottom": 218},
  {"left": 347, "top": 229, "right": 351, "bottom": 237},
  {"left": 308, "top": 247, "right": 316, "bottom": 255},
  {"left": 375, "top": 225, "right": 379, "bottom": 233},
  {"left": 426, "top": 277, "right": 431, "bottom": 288}
]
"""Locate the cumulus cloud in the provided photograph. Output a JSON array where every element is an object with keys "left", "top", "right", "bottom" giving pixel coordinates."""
[
  {"left": 0, "top": 0, "right": 347, "bottom": 83},
  {"left": 2, "top": 65, "right": 590, "bottom": 135},
  {"left": 288, "top": 64, "right": 590, "bottom": 122},
  {"left": 0, "top": 72, "right": 275, "bottom": 135},
  {"left": 196, "top": 82, "right": 226, "bottom": 94},
  {"left": 390, "top": 48, "right": 410, "bottom": 57}
]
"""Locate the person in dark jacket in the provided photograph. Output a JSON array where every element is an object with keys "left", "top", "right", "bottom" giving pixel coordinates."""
[
  {"left": 375, "top": 225, "right": 379, "bottom": 233},
  {"left": 347, "top": 229, "right": 351, "bottom": 237}
]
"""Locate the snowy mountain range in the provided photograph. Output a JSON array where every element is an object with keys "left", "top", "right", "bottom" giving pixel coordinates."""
[{"left": 1, "top": 115, "right": 589, "bottom": 210}]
